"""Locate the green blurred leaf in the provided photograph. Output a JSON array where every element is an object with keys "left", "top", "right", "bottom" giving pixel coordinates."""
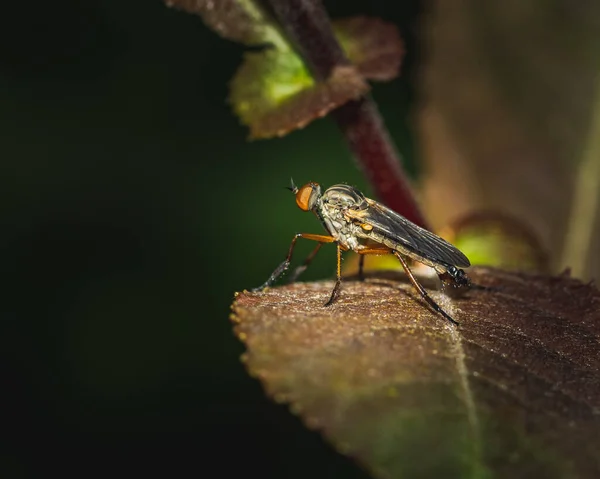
[
  {"left": 230, "top": 51, "right": 368, "bottom": 138},
  {"left": 441, "top": 211, "right": 549, "bottom": 272},
  {"left": 232, "top": 268, "right": 600, "bottom": 478},
  {"left": 417, "top": 0, "right": 600, "bottom": 281}
]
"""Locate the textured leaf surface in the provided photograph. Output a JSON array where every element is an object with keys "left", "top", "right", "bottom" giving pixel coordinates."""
[{"left": 232, "top": 268, "right": 600, "bottom": 478}]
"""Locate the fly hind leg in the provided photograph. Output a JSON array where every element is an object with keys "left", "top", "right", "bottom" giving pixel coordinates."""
[{"left": 394, "top": 252, "right": 459, "bottom": 326}]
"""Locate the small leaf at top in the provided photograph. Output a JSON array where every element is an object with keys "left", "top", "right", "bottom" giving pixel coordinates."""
[
  {"left": 230, "top": 49, "right": 368, "bottom": 138},
  {"left": 333, "top": 16, "right": 405, "bottom": 82},
  {"left": 165, "top": 0, "right": 288, "bottom": 49},
  {"left": 232, "top": 267, "right": 600, "bottom": 478},
  {"left": 167, "top": 3, "right": 405, "bottom": 138}
]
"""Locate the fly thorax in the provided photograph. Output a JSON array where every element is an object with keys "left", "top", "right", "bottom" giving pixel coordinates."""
[
  {"left": 318, "top": 203, "right": 363, "bottom": 250},
  {"left": 316, "top": 184, "right": 371, "bottom": 251},
  {"left": 316, "top": 202, "right": 340, "bottom": 236}
]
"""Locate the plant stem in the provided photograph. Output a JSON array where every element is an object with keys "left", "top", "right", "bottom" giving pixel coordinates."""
[{"left": 263, "top": 0, "right": 427, "bottom": 227}]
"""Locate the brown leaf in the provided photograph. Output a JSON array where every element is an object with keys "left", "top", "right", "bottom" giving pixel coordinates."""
[
  {"left": 232, "top": 268, "right": 600, "bottom": 478},
  {"left": 333, "top": 16, "right": 405, "bottom": 82},
  {"left": 230, "top": 51, "right": 368, "bottom": 138},
  {"left": 165, "top": 0, "right": 279, "bottom": 46}
]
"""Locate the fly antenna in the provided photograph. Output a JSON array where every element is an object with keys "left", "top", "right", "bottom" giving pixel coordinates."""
[{"left": 286, "top": 177, "right": 298, "bottom": 194}]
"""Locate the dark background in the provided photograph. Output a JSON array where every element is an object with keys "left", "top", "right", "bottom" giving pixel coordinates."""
[{"left": 0, "top": 1, "right": 421, "bottom": 477}]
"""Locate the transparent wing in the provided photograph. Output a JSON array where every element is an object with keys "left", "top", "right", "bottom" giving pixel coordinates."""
[{"left": 363, "top": 200, "right": 471, "bottom": 267}]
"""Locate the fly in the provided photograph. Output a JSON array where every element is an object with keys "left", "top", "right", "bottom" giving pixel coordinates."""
[{"left": 252, "top": 180, "right": 472, "bottom": 326}]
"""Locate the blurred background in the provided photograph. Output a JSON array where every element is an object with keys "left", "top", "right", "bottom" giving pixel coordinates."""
[
  {"left": 0, "top": 1, "right": 417, "bottom": 478},
  {"left": 1, "top": 1, "right": 598, "bottom": 478}
]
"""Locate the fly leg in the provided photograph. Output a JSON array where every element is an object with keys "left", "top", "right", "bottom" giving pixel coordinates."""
[
  {"left": 358, "top": 255, "right": 365, "bottom": 281},
  {"left": 288, "top": 242, "right": 323, "bottom": 283},
  {"left": 324, "top": 243, "right": 343, "bottom": 306},
  {"left": 355, "top": 247, "right": 459, "bottom": 324},
  {"left": 356, "top": 246, "right": 393, "bottom": 281},
  {"left": 251, "top": 233, "right": 335, "bottom": 292},
  {"left": 394, "top": 252, "right": 459, "bottom": 326},
  {"left": 356, "top": 244, "right": 392, "bottom": 280}
]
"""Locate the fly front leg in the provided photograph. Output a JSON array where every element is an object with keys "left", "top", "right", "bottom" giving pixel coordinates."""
[
  {"left": 288, "top": 242, "right": 323, "bottom": 283},
  {"left": 252, "top": 233, "right": 335, "bottom": 292}
]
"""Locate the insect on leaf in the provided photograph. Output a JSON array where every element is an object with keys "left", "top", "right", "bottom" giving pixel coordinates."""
[{"left": 232, "top": 267, "right": 600, "bottom": 478}]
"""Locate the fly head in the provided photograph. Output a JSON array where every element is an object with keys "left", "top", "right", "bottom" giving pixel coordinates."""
[
  {"left": 292, "top": 182, "right": 322, "bottom": 212},
  {"left": 438, "top": 265, "right": 471, "bottom": 297}
]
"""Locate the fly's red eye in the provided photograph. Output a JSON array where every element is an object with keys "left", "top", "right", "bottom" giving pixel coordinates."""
[{"left": 295, "top": 184, "right": 314, "bottom": 211}]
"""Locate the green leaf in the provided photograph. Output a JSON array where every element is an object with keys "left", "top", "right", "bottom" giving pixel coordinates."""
[
  {"left": 165, "top": 1, "right": 405, "bottom": 138},
  {"left": 229, "top": 50, "right": 368, "bottom": 138},
  {"left": 232, "top": 268, "right": 600, "bottom": 478},
  {"left": 227, "top": 14, "right": 406, "bottom": 139}
]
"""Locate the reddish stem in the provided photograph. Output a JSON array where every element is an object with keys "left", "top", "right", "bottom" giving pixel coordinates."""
[
  {"left": 263, "top": 0, "right": 427, "bottom": 227},
  {"left": 332, "top": 99, "right": 424, "bottom": 226}
]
